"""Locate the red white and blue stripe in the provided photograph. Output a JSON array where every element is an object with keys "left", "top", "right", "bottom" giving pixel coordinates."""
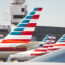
[
  {"left": 0, "top": 8, "right": 43, "bottom": 51},
  {"left": 30, "top": 34, "right": 56, "bottom": 56},
  {"left": 54, "top": 34, "right": 65, "bottom": 48},
  {"left": 10, "top": 35, "right": 56, "bottom": 57},
  {"left": 1, "top": 8, "right": 42, "bottom": 44}
]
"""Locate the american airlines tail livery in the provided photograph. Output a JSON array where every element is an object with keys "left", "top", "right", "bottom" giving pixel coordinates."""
[
  {"left": 0, "top": 8, "right": 43, "bottom": 58},
  {"left": 7, "top": 34, "right": 56, "bottom": 62},
  {"left": 25, "top": 35, "right": 65, "bottom": 62}
]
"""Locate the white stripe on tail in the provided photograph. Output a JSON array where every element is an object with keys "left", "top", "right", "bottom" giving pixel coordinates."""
[{"left": 0, "top": 8, "right": 43, "bottom": 51}]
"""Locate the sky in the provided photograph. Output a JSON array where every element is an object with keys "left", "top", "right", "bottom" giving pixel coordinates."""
[
  {"left": 0, "top": 0, "right": 10, "bottom": 25},
  {"left": 0, "top": 0, "right": 65, "bottom": 27}
]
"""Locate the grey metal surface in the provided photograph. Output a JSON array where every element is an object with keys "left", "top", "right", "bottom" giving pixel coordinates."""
[
  {"left": 27, "top": 48, "right": 65, "bottom": 63},
  {"left": 33, "top": 26, "right": 65, "bottom": 42}
]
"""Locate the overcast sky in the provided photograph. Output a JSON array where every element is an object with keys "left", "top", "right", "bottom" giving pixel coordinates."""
[
  {"left": 0, "top": 0, "right": 9, "bottom": 25},
  {"left": 0, "top": 0, "right": 65, "bottom": 27}
]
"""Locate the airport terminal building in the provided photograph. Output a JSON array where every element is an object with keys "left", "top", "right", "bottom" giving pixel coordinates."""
[{"left": 33, "top": 26, "right": 65, "bottom": 42}]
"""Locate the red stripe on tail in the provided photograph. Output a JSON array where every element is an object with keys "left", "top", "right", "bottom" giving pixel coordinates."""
[
  {"left": 26, "top": 23, "right": 36, "bottom": 27},
  {"left": 32, "top": 15, "right": 40, "bottom": 19},
  {"left": 1, "top": 39, "right": 30, "bottom": 43},
  {"left": 22, "top": 31, "right": 34, "bottom": 35}
]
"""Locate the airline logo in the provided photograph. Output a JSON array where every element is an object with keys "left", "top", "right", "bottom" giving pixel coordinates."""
[
  {"left": 42, "top": 34, "right": 56, "bottom": 43},
  {"left": 0, "top": 8, "right": 43, "bottom": 51},
  {"left": 54, "top": 34, "right": 65, "bottom": 48},
  {"left": 28, "top": 35, "right": 56, "bottom": 56},
  {"left": 1, "top": 8, "right": 43, "bottom": 44}
]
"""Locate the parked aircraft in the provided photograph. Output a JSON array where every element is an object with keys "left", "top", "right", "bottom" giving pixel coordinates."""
[
  {"left": 25, "top": 34, "right": 65, "bottom": 62},
  {"left": 7, "top": 34, "right": 56, "bottom": 62},
  {"left": 0, "top": 8, "right": 43, "bottom": 60}
]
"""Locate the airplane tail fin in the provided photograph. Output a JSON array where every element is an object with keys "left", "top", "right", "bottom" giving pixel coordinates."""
[
  {"left": 54, "top": 34, "right": 65, "bottom": 48},
  {"left": 30, "top": 34, "right": 56, "bottom": 56},
  {"left": 7, "top": 34, "right": 57, "bottom": 61},
  {"left": 1, "top": 8, "right": 43, "bottom": 45}
]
